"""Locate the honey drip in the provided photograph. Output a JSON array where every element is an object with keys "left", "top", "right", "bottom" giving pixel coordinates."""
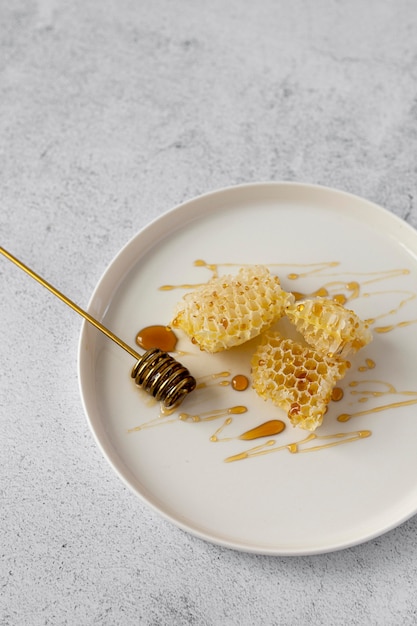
[
  {"left": 136, "top": 325, "right": 178, "bottom": 352},
  {"left": 239, "top": 420, "right": 285, "bottom": 440},
  {"left": 210, "top": 418, "right": 285, "bottom": 442},
  {"left": 225, "top": 430, "right": 371, "bottom": 463}
]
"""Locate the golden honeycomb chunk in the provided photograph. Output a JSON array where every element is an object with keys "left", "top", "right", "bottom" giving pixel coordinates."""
[
  {"left": 172, "top": 266, "right": 293, "bottom": 353},
  {"left": 286, "top": 298, "right": 372, "bottom": 358},
  {"left": 251, "top": 332, "right": 349, "bottom": 431}
]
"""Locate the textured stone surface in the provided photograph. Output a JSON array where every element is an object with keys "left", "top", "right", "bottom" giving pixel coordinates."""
[{"left": 1, "top": 0, "right": 417, "bottom": 624}]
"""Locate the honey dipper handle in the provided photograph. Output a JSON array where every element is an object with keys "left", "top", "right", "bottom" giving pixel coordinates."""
[{"left": 0, "top": 246, "right": 142, "bottom": 361}]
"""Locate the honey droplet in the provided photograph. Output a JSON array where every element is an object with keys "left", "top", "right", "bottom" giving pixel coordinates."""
[
  {"left": 136, "top": 325, "right": 178, "bottom": 352},
  {"left": 292, "top": 292, "right": 305, "bottom": 301},
  {"left": 313, "top": 287, "right": 329, "bottom": 298},
  {"left": 333, "top": 294, "right": 347, "bottom": 305},
  {"left": 358, "top": 358, "right": 376, "bottom": 372},
  {"left": 331, "top": 387, "right": 344, "bottom": 402},
  {"left": 231, "top": 374, "right": 249, "bottom": 391},
  {"left": 337, "top": 413, "right": 351, "bottom": 423},
  {"left": 288, "top": 402, "right": 301, "bottom": 417},
  {"left": 228, "top": 406, "right": 248, "bottom": 415},
  {"left": 239, "top": 420, "right": 286, "bottom": 441},
  {"left": 346, "top": 281, "right": 360, "bottom": 297}
]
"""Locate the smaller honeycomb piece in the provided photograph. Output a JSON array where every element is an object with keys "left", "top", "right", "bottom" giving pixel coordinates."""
[
  {"left": 172, "top": 266, "right": 293, "bottom": 353},
  {"left": 251, "top": 332, "right": 348, "bottom": 431},
  {"left": 286, "top": 298, "right": 372, "bottom": 359}
]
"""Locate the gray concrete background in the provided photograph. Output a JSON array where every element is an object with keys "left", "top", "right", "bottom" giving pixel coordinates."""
[{"left": 1, "top": 0, "right": 417, "bottom": 624}]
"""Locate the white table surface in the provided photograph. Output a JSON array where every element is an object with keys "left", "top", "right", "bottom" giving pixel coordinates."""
[{"left": 1, "top": 0, "right": 417, "bottom": 624}]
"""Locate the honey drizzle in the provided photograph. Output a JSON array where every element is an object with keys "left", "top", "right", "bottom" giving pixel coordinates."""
[
  {"left": 159, "top": 262, "right": 415, "bottom": 335},
  {"left": 210, "top": 418, "right": 233, "bottom": 442},
  {"left": 128, "top": 413, "right": 179, "bottom": 433},
  {"left": 350, "top": 379, "right": 417, "bottom": 397},
  {"left": 161, "top": 262, "right": 409, "bottom": 290},
  {"left": 196, "top": 372, "right": 249, "bottom": 391},
  {"left": 162, "top": 262, "right": 415, "bottom": 333},
  {"left": 288, "top": 270, "right": 413, "bottom": 326},
  {"left": 337, "top": 380, "right": 417, "bottom": 423},
  {"left": 292, "top": 281, "right": 360, "bottom": 304},
  {"left": 373, "top": 319, "right": 417, "bottom": 334},
  {"left": 281, "top": 261, "right": 340, "bottom": 280},
  {"left": 195, "top": 260, "right": 341, "bottom": 280},
  {"left": 179, "top": 405, "right": 247, "bottom": 423},
  {"left": 128, "top": 404, "right": 247, "bottom": 433},
  {"left": 290, "top": 272, "right": 415, "bottom": 331},
  {"left": 195, "top": 371, "right": 230, "bottom": 390},
  {"left": 159, "top": 259, "right": 220, "bottom": 290},
  {"left": 224, "top": 430, "right": 371, "bottom": 463},
  {"left": 159, "top": 260, "right": 341, "bottom": 290},
  {"left": 293, "top": 268, "right": 409, "bottom": 283},
  {"left": 337, "top": 399, "right": 417, "bottom": 423},
  {"left": 159, "top": 282, "right": 207, "bottom": 291},
  {"left": 364, "top": 290, "right": 415, "bottom": 319}
]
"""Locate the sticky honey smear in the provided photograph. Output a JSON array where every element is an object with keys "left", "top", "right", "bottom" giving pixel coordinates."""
[
  {"left": 251, "top": 332, "right": 349, "bottom": 431},
  {"left": 171, "top": 265, "right": 294, "bottom": 353},
  {"left": 286, "top": 298, "right": 373, "bottom": 359}
]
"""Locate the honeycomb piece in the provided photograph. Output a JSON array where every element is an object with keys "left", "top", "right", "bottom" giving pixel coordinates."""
[
  {"left": 251, "top": 332, "right": 348, "bottom": 431},
  {"left": 286, "top": 298, "right": 372, "bottom": 359},
  {"left": 172, "top": 266, "right": 293, "bottom": 353}
]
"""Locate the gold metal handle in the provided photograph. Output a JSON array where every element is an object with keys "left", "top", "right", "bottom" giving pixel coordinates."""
[
  {"left": 0, "top": 246, "right": 196, "bottom": 407},
  {"left": 0, "top": 246, "right": 142, "bottom": 360}
]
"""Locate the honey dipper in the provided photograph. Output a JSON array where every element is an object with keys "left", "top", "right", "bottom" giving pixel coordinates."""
[{"left": 0, "top": 246, "right": 196, "bottom": 408}]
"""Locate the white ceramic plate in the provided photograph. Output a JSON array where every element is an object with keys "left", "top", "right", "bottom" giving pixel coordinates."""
[{"left": 78, "top": 182, "right": 417, "bottom": 555}]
